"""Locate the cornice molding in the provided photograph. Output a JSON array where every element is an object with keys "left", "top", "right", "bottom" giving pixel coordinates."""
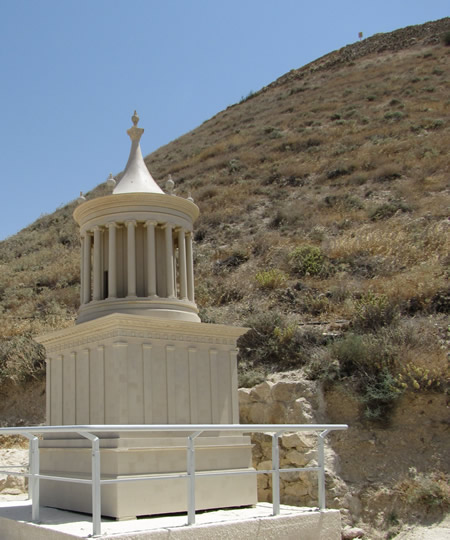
[
  {"left": 73, "top": 193, "right": 199, "bottom": 226},
  {"left": 36, "top": 313, "right": 248, "bottom": 352}
]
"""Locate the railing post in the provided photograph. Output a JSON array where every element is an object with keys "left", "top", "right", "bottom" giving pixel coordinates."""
[
  {"left": 187, "top": 431, "right": 202, "bottom": 526},
  {"left": 81, "top": 432, "right": 101, "bottom": 537},
  {"left": 318, "top": 429, "right": 330, "bottom": 511},
  {"left": 30, "top": 436, "right": 40, "bottom": 522},
  {"left": 92, "top": 437, "right": 101, "bottom": 536},
  {"left": 23, "top": 433, "right": 40, "bottom": 522},
  {"left": 28, "top": 438, "right": 33, "bottom": 500},
  {"left": 271, "top": 432, "right": 282, "bottom": 515}
]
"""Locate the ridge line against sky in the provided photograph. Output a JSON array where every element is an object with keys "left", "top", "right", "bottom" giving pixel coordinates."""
[{"left": 0, "top": 0, "right": 448, "bottom": 241}]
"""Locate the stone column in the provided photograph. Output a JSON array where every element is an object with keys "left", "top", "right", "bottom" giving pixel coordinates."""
[
  {"left": 126, "top": 220, "right": 137, "bottom": 297},
  {"left": 164, "top": 223, "right": 175, "bottom": 298},
  {"left": 80, "top": 236, "right": 85, "bottom": 305},
  {"left": 177, "top": 228, "right": 188, "bottom": 300},
  {"left": 145, "top": 221, "right": 157, "bottom": 297},
  {"left": 107, "top": 222, "right": 117, "bottom": 299},
  {"left": 186, "top": 231, "right": 195, "bottom": 303},
  {"left": 82, "top": 232, "right": 92, "bottom": 304},
  {"left": 93, "top": 226, "right": 102, "bottom": 301}
]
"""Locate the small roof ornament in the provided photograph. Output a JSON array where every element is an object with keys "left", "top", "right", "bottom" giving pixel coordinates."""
[
  {"left": 77, "top": 191, "right": 86, "bottom": 204},
  {"left": 112, "top": 111, "right": 164, "bottom": 195},
  {"left": 106, "top": 173, "right": 116, "bottom": 188},
  {"left": 165, "top": 174, "right": 175, "bottom": 195}
]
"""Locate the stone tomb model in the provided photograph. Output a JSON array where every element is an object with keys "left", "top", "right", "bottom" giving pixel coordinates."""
[{"left": 36, "top": 112, "right": 257, "bottom": 519}]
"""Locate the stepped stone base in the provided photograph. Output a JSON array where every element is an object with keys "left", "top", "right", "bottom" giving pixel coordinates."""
[
  {"left": 39, "top": 433, "right": 257, "bottom": 519},
  {"left": 0, "top": 501, "right": 342, "bottom": 539}
]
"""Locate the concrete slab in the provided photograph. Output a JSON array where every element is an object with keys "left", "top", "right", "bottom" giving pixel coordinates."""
[{"left": 0, "top": 498, "right": 341, "bottom": 539}]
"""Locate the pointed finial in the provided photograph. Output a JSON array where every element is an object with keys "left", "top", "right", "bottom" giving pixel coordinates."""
[
  {"left": 187, "top": 191, "right": 194, "bottom": 202},
  {"left": 77, "top": 191, "right": 86, "bottom": 204},
  {"left": 166, "top": 174, "right": 175, "bottom": 195},
  {"left": 106, "top": 173, "right": 116, "bottom": 188},
  {"left": 127, "top": 110, "right": 144, "bottom": 141}
]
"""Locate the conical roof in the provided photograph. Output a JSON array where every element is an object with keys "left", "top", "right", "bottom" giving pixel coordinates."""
[{"left": 113, "top": 111, "right": 164, "bottom": 195}]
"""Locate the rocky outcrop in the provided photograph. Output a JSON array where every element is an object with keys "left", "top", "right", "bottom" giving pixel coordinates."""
[
  {"left": 239, "top": 380, "right": 340, "bottom": 508},
  {"left": 0, "top": 380, "right": 45, "bottom": 427},
  {"left": 0, "top": 449, "right": 28, "bottom": 496},
  {"left": 239, "top": 379, "right": 449, "bottom": 536}
]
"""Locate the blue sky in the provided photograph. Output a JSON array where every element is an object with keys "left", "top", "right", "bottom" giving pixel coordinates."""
[{"left": 0, "top": 0, "right": 448, "bottom": 241}]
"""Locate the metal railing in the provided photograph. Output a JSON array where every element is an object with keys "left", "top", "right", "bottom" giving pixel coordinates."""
[{"left": 0, "top": 423, "right": 347, "bottom": 537}]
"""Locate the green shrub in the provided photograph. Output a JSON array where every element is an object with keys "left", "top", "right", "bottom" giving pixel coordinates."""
[
  {"left": 369, "top": 200, "right": 411, "bottom": 220},
  {"left": 288, "top": 246, "right": 326, "bottom": 277},
  {"left": 237, "top": 312, "right": 324, "bottom": 371},
  {"left": 329, "top": 332, "right": 403, "bottom": 420},
  {"left": 398, "top": 469, "right": 450, "bottom": 511},
  {"left": 384, "top": 110, "right": 405, "bottom": 122},
  {"left": 255, "top": 269, "right": 288, "bottom": 290},
  {"left": 238, "top": 368, "right": 266, "bottom": 388},
  {"left": 361, "top": 369, "right": 403, "bottom": 420},
  {"left": 353, "top": 292, "right": 399, "bottom": 332}
]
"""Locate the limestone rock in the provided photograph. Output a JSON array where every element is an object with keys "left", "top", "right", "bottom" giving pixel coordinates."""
[
  {"left": 281, "top": 432, "right": 312, "bottom": 449},
  {"left": 251, "top": 381, "right": 273, "bottom": 402},
  {"left": 284, "top": 448, "right": 309, "bottom": 467},
  {"left": 238, "top": 388, "right": 253, "bottom": 405},
  {"left": 342, "top": 526, "right": 365, "bottom": 539},
  {"left": 271, "top": 381, "right": 302, "bottom": 402},
  {"left": 265, "top": 401, "right": 287, "bottom": 424}
]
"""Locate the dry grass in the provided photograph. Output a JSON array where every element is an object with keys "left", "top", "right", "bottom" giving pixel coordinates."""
[{"left": 0, "top": 19, "right": 449, "bottom": 403}]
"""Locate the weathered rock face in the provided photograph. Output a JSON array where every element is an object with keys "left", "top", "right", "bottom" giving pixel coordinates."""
[
  {"left": 239, "top": 378, "right": 449, "bottom": 535},
  {"left": 0, "top": 449, "right": 28, "bottom": 496},
  {"left": 0, "top": 380, "right": 45, "bottom": 427},
  {"left": 239, "top": 380, "right": 325, "bottom": 507}
]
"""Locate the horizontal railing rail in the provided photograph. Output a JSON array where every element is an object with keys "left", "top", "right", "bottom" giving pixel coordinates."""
[{"left": 0, "top": 423, "right": 347, "bottom": 537}]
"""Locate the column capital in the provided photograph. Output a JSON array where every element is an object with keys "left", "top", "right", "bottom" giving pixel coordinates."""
[
  {"left": 162, "top": 222, "right": 174, "bottom": 230},
  {"left": 106, "top": 221, "right": 118, "bottom": 229},
  {"left": 144, "top": 220, "right": 158, "bottom": 228},
  {"left": 125, "top": 219, "right": 137, "bottom": 227}
]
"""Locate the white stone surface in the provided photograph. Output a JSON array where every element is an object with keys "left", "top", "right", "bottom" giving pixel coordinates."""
[
  {"left": 34, "top": 113, "right": 256, "bottom": 520},
  {"left": 39, "top": 434, "right": 256, "bottom": 518},
  {"left": 113, "top": 112, "right": 164, "bottom": 195},
  {"left": 0, "top": 501, "right": 342, "bottom": 539},
  {"left": 37, "top": 314, "right": 247, "bottom": 426}
]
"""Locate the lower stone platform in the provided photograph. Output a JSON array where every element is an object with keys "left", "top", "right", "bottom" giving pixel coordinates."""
[
  {"left": 0, "top": 499, "right": 342, "bottom": 539},
  {"left": 39, "top": 433, "right": 257, "bottom": 518}
]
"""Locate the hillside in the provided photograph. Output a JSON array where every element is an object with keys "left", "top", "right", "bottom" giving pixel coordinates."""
[{"left": 0, "top": 17, "right": 449, "bottom": 536}]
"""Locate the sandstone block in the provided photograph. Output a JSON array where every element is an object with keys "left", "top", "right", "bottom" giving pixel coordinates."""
[
  {"left": 342, "top": 527, "right": 366, "bottom": 539},
  {"left": 251, "top": 381, "right": 273, "bottom": 402},
  {"left": 257, "top": 474, "right": 270, "bottom": 491},
  {"left": 285, "top": 448, "right": 309, "bottom": 467},
  {"left": 281, "top": 432, "right": 312, "bottom": 449},
  {"left": 249, "top": 402, "right": 266, "bottom": 424},
  {"left": 257, "top": 460, "right": 273, "bottom": 471},
  {"left": 271, "top": 381, "right": 301, "bottom": 402},
  {"left": 266, "top": 401, "right": 287, "bottom": 423},
  {"left": 238, "top": 388, "right": 253, "bottom": 404},
  {"left": 285, "top": 482, "right": 309, "bottom": 498}
]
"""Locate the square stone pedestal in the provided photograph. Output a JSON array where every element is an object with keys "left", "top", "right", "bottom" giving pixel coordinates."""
[{"left": 40, "top": 433, "right": 257, "bottom": 519}]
